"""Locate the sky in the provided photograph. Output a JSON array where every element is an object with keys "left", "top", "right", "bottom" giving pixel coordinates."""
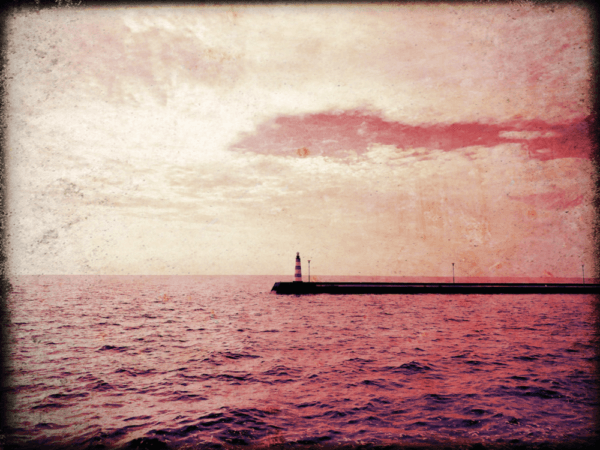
[{"left": 4, "top": 3, "right": 596, "bottom": 278}]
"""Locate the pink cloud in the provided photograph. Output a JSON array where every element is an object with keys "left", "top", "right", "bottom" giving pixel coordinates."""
[
  {"left": 68, "top": 19, "right": 242, "bottom": 105},
  {"left": 230, "top": 111, "right": 593, "bottom": 161}
]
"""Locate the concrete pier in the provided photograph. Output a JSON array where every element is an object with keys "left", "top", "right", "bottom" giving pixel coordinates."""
[{"left": 271, "top": 281, "right": 599, "bottom": 295}]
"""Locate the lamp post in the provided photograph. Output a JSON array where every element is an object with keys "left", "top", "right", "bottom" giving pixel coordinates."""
[
  {"left": 582, "top": 265, "right": 585, "bottom": 284},
  {"left": 452, "top": 263, "right": 455, "bottom": 284},
  {"left": 308, "top": 260, "right": 311, "bottom": 282}
]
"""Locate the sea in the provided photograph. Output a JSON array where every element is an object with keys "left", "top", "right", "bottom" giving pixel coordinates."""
[{"left": 3, "top": 275, "right": 599, "bottom": 449}]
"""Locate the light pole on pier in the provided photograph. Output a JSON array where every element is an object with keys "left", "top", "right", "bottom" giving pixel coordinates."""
[
  {"left": 308, "top": 260, "right": 311, "bottom": 282},
  {"left": 582, "top": 264, "right": 585, "bottom": 284},
  {"left": 452, "top": 263, "right": 455, "bottom": 284}
]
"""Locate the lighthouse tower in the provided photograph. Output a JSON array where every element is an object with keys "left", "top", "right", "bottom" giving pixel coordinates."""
[{"left": 294, "top": 252, "right": 303, "bottom": 282}]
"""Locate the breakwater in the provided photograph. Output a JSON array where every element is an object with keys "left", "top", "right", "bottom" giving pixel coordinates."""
[{"left": 271, "top": 281, "right": 599, "bottom": 295}]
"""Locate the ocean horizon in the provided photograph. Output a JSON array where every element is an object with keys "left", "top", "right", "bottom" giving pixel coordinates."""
[{"left": 8, "top": 274, "right": 599, "bottom": 284}]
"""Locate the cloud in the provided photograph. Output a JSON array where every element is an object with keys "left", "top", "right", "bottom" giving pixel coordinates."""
[
  {"left": 7, "top": 5, "right": 591, "bottom": 124},
  {"left": 6, "top": 9, "right": 246, "bottom": 109},
  {"left": 229, "top": 110, "right": 593, "bottom": 161}
]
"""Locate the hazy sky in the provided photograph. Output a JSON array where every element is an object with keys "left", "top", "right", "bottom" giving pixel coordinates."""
[{"left": 5, "top": 4, "right": 595, "bottom": 277}]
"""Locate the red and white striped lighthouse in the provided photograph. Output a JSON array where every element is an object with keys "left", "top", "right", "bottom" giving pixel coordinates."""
[{"left": 294, "top": 252, "right": 303, "bottom": 282}]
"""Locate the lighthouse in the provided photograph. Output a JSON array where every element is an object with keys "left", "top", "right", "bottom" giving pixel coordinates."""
[{"left": 294, "top": 252, "right": 303, "bottom": 282}]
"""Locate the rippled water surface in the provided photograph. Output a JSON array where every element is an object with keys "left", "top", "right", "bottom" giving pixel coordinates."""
[{"left": 5, "top": 275, "right": 599, "bottom": 448}]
